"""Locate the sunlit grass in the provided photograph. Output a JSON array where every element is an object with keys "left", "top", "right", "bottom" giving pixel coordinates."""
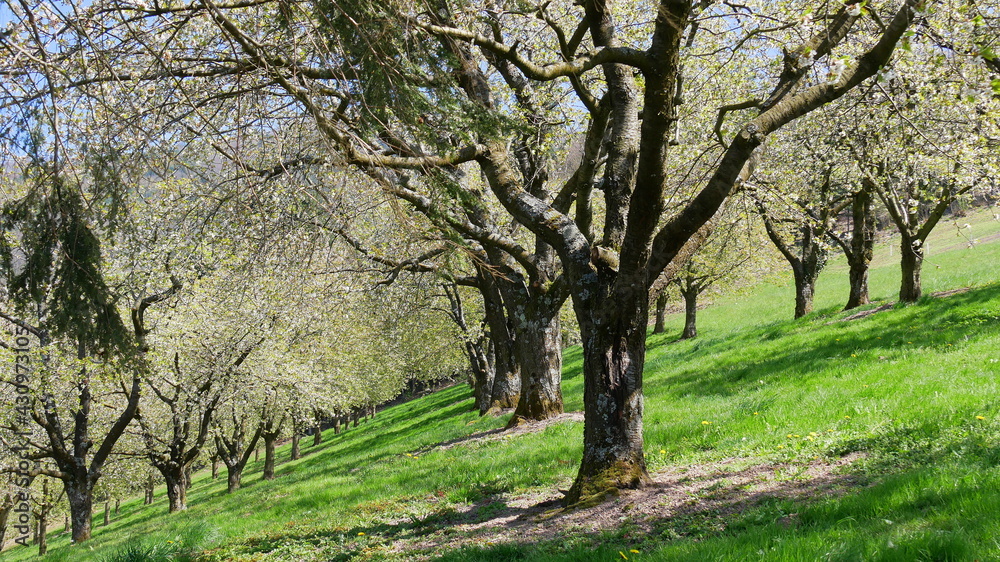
[{"left": 10, "top": 208, "right": 1000, "bottom": 561}]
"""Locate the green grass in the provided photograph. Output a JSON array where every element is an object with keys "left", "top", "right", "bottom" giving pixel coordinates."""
[{"left": 9, "top": 208, "right": 1000, "bottom": 561}]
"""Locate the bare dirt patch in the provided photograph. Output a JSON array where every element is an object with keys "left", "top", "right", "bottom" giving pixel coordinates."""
[{"left": 384, "top": 452, "right": 867, "bottom": 558}]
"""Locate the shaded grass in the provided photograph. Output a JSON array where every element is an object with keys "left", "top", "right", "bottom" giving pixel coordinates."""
[{"left": 7, "top": 209, "right": 1000, "bottom": 561}]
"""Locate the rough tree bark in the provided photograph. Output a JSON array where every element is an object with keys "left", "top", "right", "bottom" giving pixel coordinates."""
[
  {"left": 261, "top": 413, "right": 285, "bottom": 481},
  {"left": 653, "top": 291, "right": 668, "bottom": 334},
  {"left": 679, "top": 284, "right": 699, "bottom": 340},
  {"left": 843, "top": 185, "right": 876, "bottom": 309}
]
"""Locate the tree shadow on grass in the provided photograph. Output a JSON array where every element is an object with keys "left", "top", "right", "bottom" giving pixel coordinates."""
[{"left": 644, "top": 283, "right": 1000, "bottom": 399}]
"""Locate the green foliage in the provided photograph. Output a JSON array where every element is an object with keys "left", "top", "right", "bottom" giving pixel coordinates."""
[
  {"left": 306, "top": 0, "right": 524, "bottom": 151},
  {"left": 0, "top": 175, "right": 131, "bottom": 354}
]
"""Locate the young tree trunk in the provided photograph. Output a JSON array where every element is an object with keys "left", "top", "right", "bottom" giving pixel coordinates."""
[
  {"left": 653, "top": 291, "right": 668, "bottom": 334},
  {"left": 115, "top": 499, "right": 120, "bottom": 515},
  {"left": 507, "top": 300, "right": 563, "bottom": 426},
  {"left": 844, "top": 187, "right": 875, "bottom": 310},
  {"left": 290, "top": 432, "right": 301, "bottom": 460},
  {"left": 333, "top": 416, "right": 341, "bottom": 435},
  {"left": 792, "top": 264, "right": 817, "bottom": 319},
  {"left": 211, "top": 456, "right": 220, "bottom": 480},
  {"left": 144, "top": 473, "right": 155, "bottom": 505},
  {"left": 217, "top": 422, "right": 263, "bottom": 493},
  {"left": 37, "top": 512, "right": 47, "bottom": 556},
  {"left": 680, "top": 287, "right": 698, "bottom": 340},
  {"left": 899, "top": 235, "right": 924, "bottom": 302}
]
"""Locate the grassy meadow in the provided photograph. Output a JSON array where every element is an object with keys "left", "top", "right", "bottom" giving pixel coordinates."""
[{"left": 8, "top": 209, "right": 1000, "bottom": 561}]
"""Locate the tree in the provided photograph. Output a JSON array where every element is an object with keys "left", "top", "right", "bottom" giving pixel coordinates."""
[
  {"left": 2, "top": 0, "right": 931, "bottom": 503},
  {"left": 754, "top": 165, "right": 842, "bottom": 319},
  {"left": 0, "top": 183, "right": 179, "bottom": 541},
  {"left": 668, "top": 203, "right": 761, "bottom": 338}
]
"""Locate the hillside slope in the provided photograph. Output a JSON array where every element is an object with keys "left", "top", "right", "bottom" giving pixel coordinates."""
[{"left": 11, "top": 209, "right": 1000, "bottom": 561}]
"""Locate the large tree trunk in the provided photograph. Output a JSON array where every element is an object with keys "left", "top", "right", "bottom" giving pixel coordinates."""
[
  {"left": 0, "top": 499, "right": 10, "bottom": 548},
  {"left": 792, "top": 234, "right": 826, "bottom": 319},
  {"left": 313, "top": 417, "right": 323, "bottom": 446},
  {"left": 468, "top": 338, "right": 496, "bottom": 415},
  {"left": 507, "top": 300, "right": 563, "bottom": 426},
  {"left": 845, "top": 187, "right": 875, "bottom": 310},
  {"left": 66, "top": 480, "right": 93, "bottom": 543},
  {"left": 680, "top": 287, "right": 698, "bottom": 340},
  {"left": 290, "top": 432, "right": 301, "bottom": 460},
  {"left": 792, "top": 264, "right": 816, "bottom": 319},
  {"left": 263, "top": 434, "right": 278, "bottom": 480},
  {"left": 566, "top": 283, "right": 651, "bottom": 504},
  {"left": 899, "top": 235, "right": 924, "bottom": 302},
  {"left": 226, "top": 466, "right": 243, "bottom": 493},
  {"left": 161, "top": 467, "right": 188, "bottom": 513},
  {"left": 653, "top": 291, "right": 668, "bottom": 334},
  {"left": 481, "top": 278, "right": 520, "bottom": 414}
]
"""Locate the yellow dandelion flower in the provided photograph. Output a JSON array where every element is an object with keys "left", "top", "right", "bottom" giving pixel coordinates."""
[
  {"left": 753, "top": 412, "right": 759, "bottom": 416},
  {"left": 777, "top": 445, "right": 785, "bottom": 449},
  {"left": 976, "top": 416, "right": 986, "bottom": 420},
  {"left": 702, "top": 420, "right": 712, "bottom": 425},
  {"left": 809, "top": 432, "right": 818, "bottom": 437},
  {"left": 793, "top": 434, "right": 801, "bottom": 438},
  {"left": 851, "top": 354, "right": 857, "bottom": 357},
  {"left": 659, "top": 449, "right": 666, "bottom": 454},
  {"left": 786, "top": 434, "right": 793, "bottom": 439},
  {"left": 630, "top": 550, "right": 641, "bottom": 554},
  {"left": 806, "top": 436, "right": 815, "bottom": 441},
  {"left": 844, "top": 415, "right": 851, "bottom": 419},
  {"left": 358, "top": 532, "right": 365, "bottom": 536},
  {"left": 619, "top": 551, "right": 629, "bottom": 560}
]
